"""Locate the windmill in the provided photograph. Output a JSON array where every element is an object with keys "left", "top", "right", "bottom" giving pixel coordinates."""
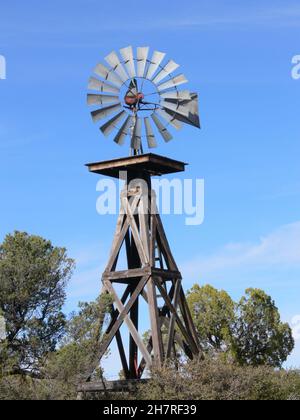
[
  {"left": 87, "top": 46, "right": 200, "bottom": 155},
  {"left": 79, "top": 47, "right": 202, "bottom": 395}
]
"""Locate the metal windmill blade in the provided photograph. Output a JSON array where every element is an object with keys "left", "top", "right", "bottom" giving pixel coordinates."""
[
  {"left": 152, "top": 60, "right": 180, "bottom": 85},
  {"left": 88, "top": 77, "right": 120, "bottom": 94},
  {"left": 146, "top": 51, "right": 166, "bottom": 80},
  {"left": 157, "top": 74, "right": 188, "bottom": 92},
  {"left": 151, "top": 114, "right": 173, "bottom": 142},
  {"left": 163, "top": 93, "right": 201, "bottom": 129},
  {"left": 105, "top": 50, "right": 129, "bottom": 82},
  {"left": 87, "top": 94, "right": 120, "bottom": 106},
  {"left": 94, "top": 63, "right": 123, "bottom": 88},
  {"left": 144, "top": 117, "right": 158, "bottom": 148},
  {"left": 91, "top": 103, "right": 122, "bottom": 123},
  {"left": 160, "top": 100, "right": 190, "bottom": 118},
  {"left": 120, "top": 46, "right": 136, "bottom": 79},
  {"left": 100, "top": 111, "right": 127, "bottom": 137},
  {"left": 114, "top": 116, "right": 132, "bottom": 145},
  {"left": 137, "top": 47, "right": 149, "bottom": 78},
  {"left": 155, "top": 109, "right": 182, "bottom": 130}
]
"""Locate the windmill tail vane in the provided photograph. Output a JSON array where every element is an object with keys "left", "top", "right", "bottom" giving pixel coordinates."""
[{"left": 87, "top": 46, "right": 201, "bottom": 155}]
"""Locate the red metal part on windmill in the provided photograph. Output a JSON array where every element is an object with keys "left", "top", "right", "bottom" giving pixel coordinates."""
[{"left": 124, "top": 91, "right": 144, "bottom": 107}]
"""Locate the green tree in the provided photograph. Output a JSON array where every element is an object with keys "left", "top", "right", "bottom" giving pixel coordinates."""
[
  {"left": 231, "top": 288, "right": 294, "bottom": 368},
  {"left": 187, "top": 285, "right": 294, "bottom": 367},
  {"left": 0, "top": 231, "right": 74, "bottom": 377},
  {"left": 0, "top": 294, "right": 112, "bottom": 400},
  {"left": 187, "top": 284, "right": 235, "bottom": 352}
]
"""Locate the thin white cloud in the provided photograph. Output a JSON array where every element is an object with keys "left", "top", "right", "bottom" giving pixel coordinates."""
[
  {"left": 71, "top": 242, "right": 106, "bottom": 267},
  {"left": 182, "top": 221, "right": 300, "bottom": 279},
  {"left": 1, "top": 3, "right": 300, "bottom": 43},
  {"left": 292, "top": 315, "right": 300, "bottom": 341},
  {"left": 171, "top": 5, "right": 300, "bottom": 29},
  {"left": 0, "top": 123, "right": 45, "bottom": 152}
]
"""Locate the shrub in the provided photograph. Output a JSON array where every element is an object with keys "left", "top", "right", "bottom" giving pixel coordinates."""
[{"left": 137, "top": 358, "right": 300, "bottom": 401}]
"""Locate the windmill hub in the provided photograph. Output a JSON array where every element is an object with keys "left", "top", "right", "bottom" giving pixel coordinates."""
[
  {"left": 120, "top": 77, "right": 160, "bottom": 119},
  {"left": 124, "top": 91, "right": 144, "bottom": 107}
]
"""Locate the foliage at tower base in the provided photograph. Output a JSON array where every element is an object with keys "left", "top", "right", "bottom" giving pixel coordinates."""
[{"left": 137, "top": 359, "right": 300, "bottom": 401}]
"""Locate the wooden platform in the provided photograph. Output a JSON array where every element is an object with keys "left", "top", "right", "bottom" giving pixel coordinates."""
[{"left": 86, "top": 153, "right": 187, "bottom": 178}]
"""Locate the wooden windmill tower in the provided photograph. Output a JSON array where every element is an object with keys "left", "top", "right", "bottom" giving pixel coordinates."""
[{"left": 79, "top": 47, "right": 202, "bottom": 393}]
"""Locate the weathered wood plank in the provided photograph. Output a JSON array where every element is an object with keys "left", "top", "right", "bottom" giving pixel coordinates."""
[
  {"left": 138, "top": 285, "right": 192, "bottom": 375},
  {"left": 97, "top": 278, "right": 149, "bottom": 361},
  {"left": 104, "top": 218, "right": 129, "bottom": 272},
  {"left": 152, "top": 268, "right": 182, "bottom": 280},
  {"left": 163, "top": 317, "right": 193, "bottom": 360},
  {"left": 147, "top": 277, "right": 164, "bottom": 366},
  {"left": 153, "top": 277, "right": 199, "bottom": 355},
  {"left": 104, "top": 278, "right": 152, "bottom": 367},
  {"left": 104, "top": 268, "right": 180, "bottom": 282},
  {"left": 155, "top": 214, "right": 178, "bottom": 271},
  {"left": 122, "top": 195, "right": 149, "bottom": 266},
  {"left": 105, "top": 194, "right": 141, "bottom": 272},
  {"left": 86, "top": 153, "right": 186, "bottom": 178},
  {"left": 129, "top": 286, "right": 139, "bottom": 378},
  {"left": 150, "top": 213, "right": 157, "bottom": 267},
  {"left": 109, "top": 207, "right": 125, "bottom": 257},
  {"left": 105, "top": 286, "right": 131, "bottom": 335},
  {"left": 103, "top": 267, "right": 151, "bottom": 280},
  {"left": 179, "top": 289, "right": 202, "bottom": 352},
  {"left": 115, "top": 330, "right": 130, "bottom": 379},
  {"left": 138, "top": 194, "right": 150, "bottom": 261},
  {"left": 166, "top": 279, "right": 182, "bottom": 358}
]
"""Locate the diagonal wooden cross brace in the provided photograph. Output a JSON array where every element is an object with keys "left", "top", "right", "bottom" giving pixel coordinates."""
[
  {"left": 103, "top": 277, "right": 152, "bottom": 367},
  {"left": 97, "top": 276, "right": 151, "bottom": 364}
]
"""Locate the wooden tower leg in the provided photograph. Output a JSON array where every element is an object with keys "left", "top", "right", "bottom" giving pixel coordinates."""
[{"left": 129, "top": 289, "right": 139, "bottom": 378}]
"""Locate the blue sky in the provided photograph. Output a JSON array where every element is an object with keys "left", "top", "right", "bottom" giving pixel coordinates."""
[{"left": 1, "top": 0, "right": 300, "bottom": 375}]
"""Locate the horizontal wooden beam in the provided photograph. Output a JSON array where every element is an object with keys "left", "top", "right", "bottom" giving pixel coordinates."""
[
  {"left": 152, "top": 268, "right": 182, "bottom": 280},
  {"left": 103, "top": 267, "right": 151, "bottom": 280},
  {"left": 103, "top": 268, "right": 181, "bottom": 282}
]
